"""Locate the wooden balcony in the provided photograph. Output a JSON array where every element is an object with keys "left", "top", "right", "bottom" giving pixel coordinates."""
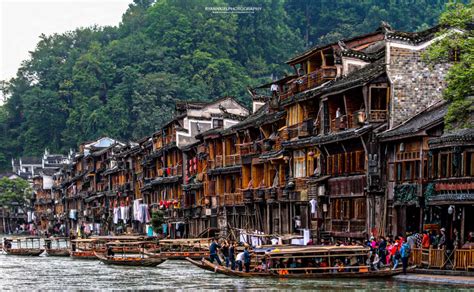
[
  {"left": 239, "top": 141, "right": 263, "bottom": 156},
  {"left": 220, "top": 192, "right": 243, "bottom": 206},
  {"left": 224, "top": 154, "right": 241, "bottom": 167},
  {"left": 369, "top": 110, "right": 387, "bottom": 122},
  {"left": 330, "top": 219, "right": 366, "bottom": 234},
  {"left": 330, "top": 114, "right": 354, "bottom": 132},
  {"left": 279, "top": 67, "right": 337, "bottom": 100}
]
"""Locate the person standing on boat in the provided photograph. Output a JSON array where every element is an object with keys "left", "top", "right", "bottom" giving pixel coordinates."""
[
  {"left": 209, "top": 238, "right": 222, "bottom": 265},
  {"left": 235, "top": 250, "right": 245, "bottom": 271},
  {"left": 400, "top": 241, "right": 411, "bottom": 274},
  {"left": 221, "top": 240, "right": 230, "bottom": 267},
  {"left": 107, "top": 245, "right": 115, "bottom": 257},
  {"left": 243, "top": 246, "right": 251, "bottom": 273},
  {"left": 229, "top": 241, "right": 236, "bottom": 270}
]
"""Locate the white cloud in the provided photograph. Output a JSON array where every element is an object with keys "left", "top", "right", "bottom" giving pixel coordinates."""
[{"left": 0, "top": 0, "right": 131, "bottom": 81}]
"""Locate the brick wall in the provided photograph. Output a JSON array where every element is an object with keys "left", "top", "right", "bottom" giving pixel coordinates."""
[{"left": 387, "top": 44, "right": 450, "bottom": 128}]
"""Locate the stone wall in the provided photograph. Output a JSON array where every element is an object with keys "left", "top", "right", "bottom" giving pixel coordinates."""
[{"left": 387, "top": 43, "right": 450, "bottom": 128}]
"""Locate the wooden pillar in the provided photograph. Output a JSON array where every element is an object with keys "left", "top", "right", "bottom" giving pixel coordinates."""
[
  {"left": 266, "top": 204, "right": 270, "bottom": 234},
  {"left": 460, "top": 206, "right": 465, "bottom": 244}
]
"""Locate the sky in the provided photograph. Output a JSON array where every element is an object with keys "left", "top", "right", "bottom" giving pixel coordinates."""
[{"left": 0, "top": 0, "right": 131, "bottom": 82}]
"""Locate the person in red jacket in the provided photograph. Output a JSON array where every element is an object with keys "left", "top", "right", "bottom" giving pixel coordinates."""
[{"left": 422, "top": 230, "right": 431, "bottom": 248}]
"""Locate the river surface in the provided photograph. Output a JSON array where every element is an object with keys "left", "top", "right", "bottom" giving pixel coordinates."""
[{"left": 0, "top": 253, "right": 469, "bottom": 291}]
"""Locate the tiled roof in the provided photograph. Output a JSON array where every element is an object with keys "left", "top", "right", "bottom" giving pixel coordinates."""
[
  {"left": 429, "top": 128, "right": 474, "bottom": 149},
  {"left": 378, "top": 102, "right": 448, "bottom": 140}
]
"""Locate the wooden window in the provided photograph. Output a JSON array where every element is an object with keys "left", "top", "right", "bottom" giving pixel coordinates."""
[
  {"left": 294, "top": 150, "right": 306, "bottom": 178},
  {"left": 342, "top": 199, "right": 351, "bottom": 220},
  {"left": 356, "top": 151, "right": 365, "bottom": 172},
  {"left": 440, "top": 154, "right": 448, "bottom": 178},
  {"left": 288, "top": 104, "right": 303, "bottom": 126},
  {"left": 354, "top": 198, "right": 366, "bottom": 219},
  {"left": 332, "top": 199, "right": 342, "bottom": 220},
  {"left": 465, "top": 151, "right": 474, "bottom": 177},
  {"left": 404, "top": 161, "right": 412, "bottom": 181},
  {"left": 213, "top": 119, "right": 223, "bottom": 128}
]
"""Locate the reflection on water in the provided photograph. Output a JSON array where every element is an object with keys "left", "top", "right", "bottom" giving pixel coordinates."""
[{"left": 0, "top": 254, "right": 466, "bottom": 291}]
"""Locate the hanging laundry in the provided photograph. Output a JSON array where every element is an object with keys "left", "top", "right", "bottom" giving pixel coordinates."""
[
  {"left": 113, "top": 207, "right": 120, "bottom": 224},
  {"left": 120, "top": 206, "right": 126, "bottom": 223},
  {"left": 310, "top": 198, "right": 318, "bottom": 214},
  {"left": 303, "top": 229, "right": 310, "bottom": 245}
]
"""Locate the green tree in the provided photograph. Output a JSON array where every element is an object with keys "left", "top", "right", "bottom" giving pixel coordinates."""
[
  {"left": 425, "top": 1, "right": 474, "bottom": 129},
  {"left": 0, "top": 177, "right": 32, "bottom": 214}
]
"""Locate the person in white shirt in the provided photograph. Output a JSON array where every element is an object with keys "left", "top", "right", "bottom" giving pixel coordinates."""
[
  {"left": 270, "top": 83, "right": 278, "bottom": 98},
  {"left": 235, "top": 251, "right": 245, "bottom": 271}
]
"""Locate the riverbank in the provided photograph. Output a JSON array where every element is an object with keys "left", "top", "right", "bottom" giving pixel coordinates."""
[{"left": 394, "top": 273, "right": 474, "bottom": 287}]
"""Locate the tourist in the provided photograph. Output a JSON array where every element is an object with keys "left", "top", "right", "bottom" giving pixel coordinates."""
[
  {"left": 438, "top": 228, "right": 447, "bottom": 249},
  {"left": 422, "top": 230, "right": 430, "bottom": 248},
  {"left": 221, "top": 240, "right": 230, "bottom": 267},
  {"left": 235, "top": 250, "right": 245, "bottom": 271},
  {"left": 453, "top": 228, "right": 460, "bottom": 249},
  {"left": 391, "top": 242, "right": 400, "bottom": 270},
  {"left": 209, "top": 238, "right": 222, "bottom": 265},
  {"left": 229, "top": 241, "right": 236, "bottom": 270},
  {"left": 430, "top": 230, "right": 438, "bottom": 246},
  {"left": 407, "top": 233, "right": 416, "bottom": 249},
  {"left": 371, "top": 253, "right": 380, "bottom": 271},
  {"left": 378, "top": 236, "right": 387, "bottom": 265},
  {"left": 243, "top": 246, "right": 251, "bottom": 273},
  {"left": 400, "top": 241, "right": 411, "bottom": 274}
]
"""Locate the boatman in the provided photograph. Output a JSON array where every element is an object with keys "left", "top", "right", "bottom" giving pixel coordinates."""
[
  {"left": 209, "top": 238, "right": 222, "bottom": 265},
  {"left": 243, "top": 246, "right": 251, "bottom": 272}
]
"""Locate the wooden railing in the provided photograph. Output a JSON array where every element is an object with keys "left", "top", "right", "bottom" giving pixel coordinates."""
[
  {"left": 220, "top": 192, "right": 243, "bottom": 206},
  {"left": 369, "top": 110, "right": 387, "bottom": 122},
  {"left": 454, "top": 248, "right": 474, "bottom": 270},
  {"left": 330, "top": 220, "right": 365, "bottom": 233},
  {"left": 239, "top": 141, "right": 263, "bottom": 156},
  {"left": 224, "top": 154, "right": 241, "bottom": 166},
  {"left": 331, "top": 114, "right": 353, "bottom": 132},
  {"left": 279, "top": 67, "right": 337, "bottom": 100},
  {"left": 410, "top": 247, "right": 474, "bottom": 270}
]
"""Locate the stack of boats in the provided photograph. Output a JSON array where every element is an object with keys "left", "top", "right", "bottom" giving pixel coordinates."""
[
  {"left": 1, "top": 236, "right": 210, "bottom": 267},
  {"left": 1, "top": 236, "right": 411, "bottom": 278}
]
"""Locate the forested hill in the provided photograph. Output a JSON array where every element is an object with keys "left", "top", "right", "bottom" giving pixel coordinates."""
[{"left": 0, "top": 0, "right": 447, "bottom": 170}]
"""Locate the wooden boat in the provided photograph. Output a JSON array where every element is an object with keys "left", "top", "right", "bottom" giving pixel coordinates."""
[
  {"left": 45, "top": 237, "right": 70, "bottom": 257},
  {"left": 2, "top": 237, "right": 44, "bottom": 256},
  {"left": 94, "top": 241, "right": 165, "bottom": 267},
  {"left": 186, "top": 258, "right": 271, "bottom": 277},
  {"left": 70, "top": 238, "right": 103, "bottom": 260},
  {"left": 146, "top": 238, "right": 210, "bottom": 260},
  {"left": 187, "top": 245, "right": 415, "bottom": 278},
  {"left": 91, "top": 236, "right": 158, "bottom": 254}
]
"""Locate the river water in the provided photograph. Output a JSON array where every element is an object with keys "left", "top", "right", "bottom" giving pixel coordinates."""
[{"left": 0, "top": 253, "right": 468, "bottom": 291}]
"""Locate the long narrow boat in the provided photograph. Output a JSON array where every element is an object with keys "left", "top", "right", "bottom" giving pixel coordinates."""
[
  {"left": 186, "top": 258, "right": 271, "bottom": 277},
  {"left": 145, "top": 238, "right": 210, "bottom": 260},
  {"left": 2, "top": 237, "right": 44, "bottom": 256},
  {"left": 45, "top": 237, "right": 70, "bottom": 257},
  {"left": 70, "top": 238, "right": 102, "bottom": 260},
  {"left": 91, "top": 236, "right": 158, "bottom": 254},
  {"left": 187, "top": 245, "right": 415, "bottom": 279},
  {"left": 94, "top": 241, "right": 165, "bottom": 267}
]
